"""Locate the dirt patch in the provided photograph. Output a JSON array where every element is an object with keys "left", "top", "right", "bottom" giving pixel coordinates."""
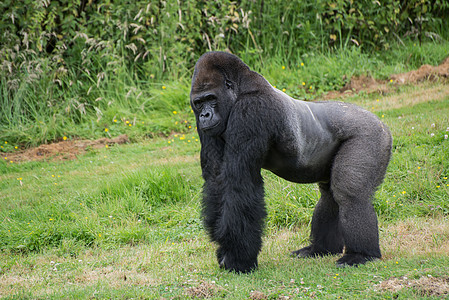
[
  {"left": 324, "top": 56, "right": 449, "bottom": 99},
  {"left": 184, "top": 281, "right": 223, "bottom": 298},
  {"left": 4, "top": 134, "right": 129, "bottom": 162},
  {"left": 340, "top": 75, "right": 389, "bottom": 95},
  {"left": 391, "top": 56, "right": 449, "bottom": 84},
  {"left": 376, "top": 276, "right": 449, "bottom": 297}
]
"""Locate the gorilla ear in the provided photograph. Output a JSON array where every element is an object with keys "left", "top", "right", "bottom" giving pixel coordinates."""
[{"left": 225, "top": 79, "right": 234, "bottom": 90}]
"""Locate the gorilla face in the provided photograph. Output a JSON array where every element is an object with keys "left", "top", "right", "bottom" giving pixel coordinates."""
[{"left": 190, "top": 58, "right": 238, "bottom": 137}]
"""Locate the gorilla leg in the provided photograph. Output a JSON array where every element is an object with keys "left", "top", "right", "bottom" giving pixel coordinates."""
[
  {"left": 336, "top": 201, "right": 380, "bottom": 266},
  {"left": 330, "top": 137, "right": 389, "bottom": 266},
  {"left": 293, "top": 183, "right": 344, "bottom": 258}
]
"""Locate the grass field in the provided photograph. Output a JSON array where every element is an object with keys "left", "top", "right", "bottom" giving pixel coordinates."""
[{"left": 1, "top": 79, "right": 449, "bottom": 298}]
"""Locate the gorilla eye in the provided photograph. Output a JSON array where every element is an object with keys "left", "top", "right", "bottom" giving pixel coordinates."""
[
  {"left": 225, "top": 80, "right": 233, "bottom": 89},
  {"left": 193, "top": 100, "right": 204, "bottom": 110},
  {"left": 193, "top": 94, "right": 217, "bottom": 110}
]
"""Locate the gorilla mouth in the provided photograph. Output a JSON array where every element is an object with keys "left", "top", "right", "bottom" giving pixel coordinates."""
[{"left": 202, "top": 122, "right": 220, "bottom": 132}]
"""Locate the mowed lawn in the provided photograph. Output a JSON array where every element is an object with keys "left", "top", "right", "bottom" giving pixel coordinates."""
[{"left": 1, "top": 82, "right": 449, "bottom": 299}]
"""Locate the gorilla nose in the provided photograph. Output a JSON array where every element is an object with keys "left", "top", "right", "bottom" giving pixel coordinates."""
[{"left": 200, "top": 110, "right": 212, "bottom": 120}]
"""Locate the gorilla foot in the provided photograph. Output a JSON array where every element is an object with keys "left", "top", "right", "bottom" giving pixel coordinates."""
[
  {"left": 336, "top": 253, "right": 380, "bottom": 267},
  {"left": 218, "top": 254, "right": 258, "bottom": 274},
  {"left": 291, "top": 245, "right": 335, "bottom": 258},
  {"left": 291, "top": 245, "right": 315, "bottom": 258}
]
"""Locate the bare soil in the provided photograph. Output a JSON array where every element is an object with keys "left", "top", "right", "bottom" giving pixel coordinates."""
[
  {"left": 323, "top": 56, "right": 449, "bottom": 99},
  {"left": 4, "top": 134, "right": 129, "bottom": 162}
]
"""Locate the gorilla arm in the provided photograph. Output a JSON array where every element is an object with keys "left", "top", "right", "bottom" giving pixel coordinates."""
[{"left": 210, "top": 98, "right": 270, "bottom": 273}]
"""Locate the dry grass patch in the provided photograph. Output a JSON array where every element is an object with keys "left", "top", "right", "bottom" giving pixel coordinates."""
[
  {"left": 381, "top": 216, "right": 449, "bottom": 259},
  {"left": 249, "top": 290, "right": 269, "bottom": 299},
  {"left": 374, "top": 83, "right": 449, "bottom": 111},
  {"left": 376, "top": 275, "right": 449, "bottom": 297},
  {"left": 0, "top": 240, "right": 213, "bottom": 297},
  {"left": 184, "top": 281, "right": 224, "bottom": 298}
]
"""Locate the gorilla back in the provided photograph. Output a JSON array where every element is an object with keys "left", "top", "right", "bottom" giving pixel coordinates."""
[{"left": 190, "top": 51, "right": 392, "bottom": 273}]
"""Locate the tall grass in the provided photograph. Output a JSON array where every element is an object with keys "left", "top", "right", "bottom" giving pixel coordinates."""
[
  {"left": 0, "top": 60, "right": 194, "bottom": 146},
  {"left": 2, "top": 39, "right": 448, "bottom": 147},
  {"left": 1, "top": 0, "right": 448, "bottom": 146}
]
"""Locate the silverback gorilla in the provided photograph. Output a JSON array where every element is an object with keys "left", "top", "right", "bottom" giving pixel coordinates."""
[{"left": 190, "top": 52, "right": 392, "bottom": 273}]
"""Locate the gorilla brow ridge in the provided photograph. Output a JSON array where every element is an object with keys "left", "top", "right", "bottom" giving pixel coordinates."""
[{"left": 195, "top": 82, "right": 213, "bottom": 92}]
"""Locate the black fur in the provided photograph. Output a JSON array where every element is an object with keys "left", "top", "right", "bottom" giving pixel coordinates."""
[{"left": 190, "top": 52, "right": 392, "bottom": 273}]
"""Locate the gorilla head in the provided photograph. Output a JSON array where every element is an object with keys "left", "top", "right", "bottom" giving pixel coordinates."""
[
  {"left": 190, "top": 51, "right": 392, "bottom": 273},
  {"left": 190, "top": 53, "right": 240, "bottom": 136},
  {"left": 190, "top": 52, "right": 268, "bottom": 137}
]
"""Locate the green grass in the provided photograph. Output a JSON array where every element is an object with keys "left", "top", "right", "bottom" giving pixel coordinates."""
[{"left": 1, "top": 80, "right": 449, "bottom": 298}]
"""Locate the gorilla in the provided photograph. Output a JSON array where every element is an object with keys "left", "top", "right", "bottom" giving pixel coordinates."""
[{"left": 190, "top": 51, "right": 392, "bottom": 273}]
